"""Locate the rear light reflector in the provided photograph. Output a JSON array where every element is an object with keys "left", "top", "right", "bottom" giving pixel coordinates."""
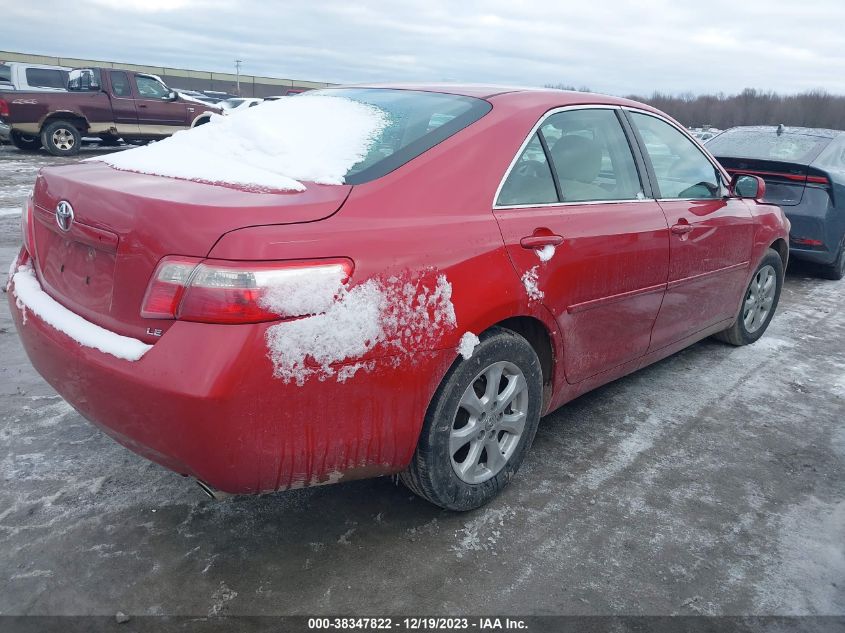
[
  {"left": 791, "top": 237, "right": 824, "bottom": 247},
  {"left": 806, "top": 175, "right": 830, "bottom": 185},
  {"left": 141, "top": 257, "right": 353, "bottom": 324},
  {"left": 0, "top": 98, "right": 9, "bottom": 117},
  {"left": 21, "top": 193, "right": 35, "bottom": 257}
]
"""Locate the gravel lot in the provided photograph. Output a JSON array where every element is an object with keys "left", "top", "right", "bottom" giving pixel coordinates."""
[{"left": 0, "top": 143, "right": 843, "bottom": 618}]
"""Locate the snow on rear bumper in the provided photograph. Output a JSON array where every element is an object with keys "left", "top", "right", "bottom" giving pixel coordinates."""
[{"left": 8, "top": 263, "right": 454, "bottom": 493}]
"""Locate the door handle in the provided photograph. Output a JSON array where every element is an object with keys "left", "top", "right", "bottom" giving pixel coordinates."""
[
  {"left": 138, "top": 104, "right": 148, "bottom": 108},
  {"left": 520, "top": 234, "right": 564, "bottom": 249},
  {"left": 671, "top": 223, "right": 694, "bottom": 235}
]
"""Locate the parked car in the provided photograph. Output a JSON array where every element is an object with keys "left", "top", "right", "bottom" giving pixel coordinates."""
[
  {"left": 219, "top": 97, "right": 264, "bottom": 112},
  {"left": 176, "top": 89, "right": 221, "bottom": 105},
  {"left": 0, "top": 67, "right": 221, "bottom": 155},
  {"left": 7, "top": 86, "right": 789, "bottom": 511},
  {"left": 0, "top": 61, "right": 70, "bottom": 92},
  {"left": 706, "top": 125, "right": 845, "bottom": 279}
]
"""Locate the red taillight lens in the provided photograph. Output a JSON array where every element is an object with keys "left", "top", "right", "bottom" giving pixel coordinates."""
[
  {"left": 141, "top": 257, "right": 353, "bottom": 324},
  {"left": 21, "top": 194, "right": 35, "bottom": 256},
  {"left": 0, "top": 98, "right": 9, "bottom": 117}
]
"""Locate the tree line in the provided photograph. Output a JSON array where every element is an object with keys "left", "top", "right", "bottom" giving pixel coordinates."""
[{"left": 546, "top": 85, "right": 845, "bottom": 130}]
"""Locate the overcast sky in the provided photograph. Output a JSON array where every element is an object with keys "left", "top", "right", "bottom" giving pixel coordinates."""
[{"left": 5, "top": 0, "right": 845, "bottom": 95}]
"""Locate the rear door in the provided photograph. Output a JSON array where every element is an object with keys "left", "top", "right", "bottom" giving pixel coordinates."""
[
  {"left": 108, "top": 70, "right": 140, "bottom": 136},
  {"left": 625, "top": 110, "right": 755, "bottom": 350},
  {"left": 133, "top": 74, "right": 187, "bottom": 131},
  {"left": 493, "top": 106, "right": 669, "bottom": 384}
]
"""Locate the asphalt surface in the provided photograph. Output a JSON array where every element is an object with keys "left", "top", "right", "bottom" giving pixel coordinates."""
[{"left": 0, "top": 143, "right": 843, "bottom": 617}]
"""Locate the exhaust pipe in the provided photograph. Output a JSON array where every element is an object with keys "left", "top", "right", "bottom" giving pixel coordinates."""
[{"left": 196, "top": 480, "right": 233, "bottom": 501}]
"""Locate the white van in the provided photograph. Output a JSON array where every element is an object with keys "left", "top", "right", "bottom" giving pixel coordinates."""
[{"left": 0, "top": 61, "right": 70, "bottom": 92}]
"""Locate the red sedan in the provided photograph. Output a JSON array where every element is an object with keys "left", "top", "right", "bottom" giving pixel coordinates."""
[{"left": 8, "top": 86, "right": 789, "bottom": 511}]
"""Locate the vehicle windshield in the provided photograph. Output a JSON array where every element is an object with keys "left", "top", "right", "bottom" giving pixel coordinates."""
[
  {"left": 308, "top": 88, "right": 492, "bottom": 183},
  {"left": 706, "top": 129, "right": 831, "bottom": 163}
]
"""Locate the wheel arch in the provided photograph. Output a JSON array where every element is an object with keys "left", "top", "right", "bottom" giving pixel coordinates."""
[
  {"left": 190, "top": 113, "right": 212, "bottom": 127},
  {"left": 488, "top": 315, "right": 556, "bottom": 411},
  {"left": 770, "top": 237, "right": 789, "bottom": 270},
  {"left": 40, "top": 111, "right": 89, "bottom": 135}
]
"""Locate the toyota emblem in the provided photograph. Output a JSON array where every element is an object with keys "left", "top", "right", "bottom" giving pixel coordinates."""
[{"left": 55, "top": 201, "right": 74, "bottom": 232}]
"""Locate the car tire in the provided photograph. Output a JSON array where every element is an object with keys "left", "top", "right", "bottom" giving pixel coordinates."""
[
  {"left": 41, "top": 120, "right": 82, "bottom": 156},
  {"left": 819, "top": 242, "right": 845, "bottom": 281},
  {"left": 9, "top": 130, "right": 42, "bottom": 151},
  {"left": 714, "top": 248, "right": 783, "bottom": 346},
  {"left": 401, "top": 326, "right": 543, "bottom": 511}
]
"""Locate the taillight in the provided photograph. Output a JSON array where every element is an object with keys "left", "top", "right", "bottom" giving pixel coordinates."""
[
  {"left": 21, "top": 194, "right": 35, "bottom": 256},
  {"left": 0, "top": 98, "right": 9, "bottom": 117},
  {"left": 141, "top": 257, "right": 353, "bottom": 324}
]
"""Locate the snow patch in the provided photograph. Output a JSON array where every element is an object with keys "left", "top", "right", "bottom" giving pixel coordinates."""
[
  {"left": 266, "top": 272, "right": 456, "bottom": 385},
  {"left": 11, "top": 264, "right": 152, "bottom": 361},
  {"left": 259, "top": 264, "right": 347, "bottom": 318},
  {"left": 89, "top": 95, "right": 388, "bottom": 191},
  {"left": 458, "top": 332, "right": 480, "bottom": 359},
  {"left": 0, "top": 206, "right": 22, "bottom": 217},
  {"left": 536, "top": 245, "right": 555, "bottom": 262},
  {"left": 521, "top": 266, "right": 544, "bottom": 301}
]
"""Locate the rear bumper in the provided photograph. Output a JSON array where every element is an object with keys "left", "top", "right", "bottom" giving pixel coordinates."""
[
  {"left": 785, "top": 192, "right": 844, "bottom": 265},
  {"left": 9, "top": 250, "right": 451, "bottom": 493},
  {"left": 0, "top": 121, "right": 10, "bottom": 141}
]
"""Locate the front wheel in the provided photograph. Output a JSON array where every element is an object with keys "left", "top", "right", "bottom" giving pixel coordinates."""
[
  {"left": 401, "top": 327, "right": 543, "bottom": 511},
  {"left": 10, "top": 130, "right": 42, "bottom": 151},
  {"left": 715, "top": 248, "right": 783, "bottom": 346},
  {"left": 41, "top": 120, "right": 82, "bottom": 156}
]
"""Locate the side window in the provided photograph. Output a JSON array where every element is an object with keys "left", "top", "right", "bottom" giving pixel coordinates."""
[
  {"left": 496, "top": 134, "right": 558, "bottom": 206},
  {"left": 540, "top": 109, "right": 643, "bottom": 202},
  {"left": 110, "top": 71, "right": 131, "bottom": 97},
  {"left": 25, "top": 68, "right": 67, "bottom": 89},
  {"left": 629, "top": 112, "right": 722, "bottom": 199},
  {"left": 135, "top": 75, "right": 169, "bottom": 99}
]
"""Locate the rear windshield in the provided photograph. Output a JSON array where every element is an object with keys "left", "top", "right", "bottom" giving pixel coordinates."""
[
  {"left": 706, "top": 129, "right": 831, "bottom": 163},
  {"left": 310, "top": 88, "right": 492, "bottom": 184},
  {"left": 0, "top": 65, "right": 11, "bottom": 83}
]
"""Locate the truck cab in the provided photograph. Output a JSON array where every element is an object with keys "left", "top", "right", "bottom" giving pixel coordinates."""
[{"left": 1, "top": 67, "right": 221, "bottom": 155}]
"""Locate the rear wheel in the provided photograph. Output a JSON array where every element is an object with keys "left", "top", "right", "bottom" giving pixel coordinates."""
[
  {"left": 715, "top": 248, "right": 783, "bottom": 346},
  {"left": 41, "top": 120, "right": 82, "bottom": 156},
  {"left": 401, "top": 327, "right": 543, "bottom": 511},
  {"left": 9, "top": 130, "right": 42, "bottom": 151},
  {"left": 819, "top": 242, "right": 845, "bottom": 281}
]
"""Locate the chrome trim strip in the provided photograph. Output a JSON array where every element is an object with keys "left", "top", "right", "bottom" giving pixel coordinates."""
[
  {"left": 567, "top": 282, "right": 667, "bottom": 314},
  {"left": 666, "top": 261, "right": 750, "bottom": 290},
  {"left": 495, "top": 198, "right": 653, "bottom": 210}
]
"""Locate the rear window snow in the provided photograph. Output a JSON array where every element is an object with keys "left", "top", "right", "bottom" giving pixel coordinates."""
[
  {"left": 91, "top": 95, "right": 390, "bottom": 191},
  {"left": 91, "top": 88, "right": 491, "bottom": 190},
  {"left": 11, "top": 264, "right": 152, "bottom": 362}
]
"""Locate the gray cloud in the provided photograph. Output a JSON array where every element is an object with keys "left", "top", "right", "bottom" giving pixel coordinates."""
[{"left": 4, "top": 0, "right": 844, "bottom": 95}]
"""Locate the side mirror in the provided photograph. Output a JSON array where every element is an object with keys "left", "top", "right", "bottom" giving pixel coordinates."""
[
  {"left": 164, "top": 90, "right": 178, "bottom": 101},
  {"left": 730, "top": 174, "right": 766, "bottom": 201}
]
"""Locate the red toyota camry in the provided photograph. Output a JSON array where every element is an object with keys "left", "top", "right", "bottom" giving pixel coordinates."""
[{"left": 8, "top": 85, "right": 789, "bottom": 511}]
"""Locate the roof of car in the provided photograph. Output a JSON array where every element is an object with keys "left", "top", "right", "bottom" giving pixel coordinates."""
[
  {"left": 325, "top": 83, "right": 656, "bottom": 109},
  {"left": 724, "top": 125, "right": 843, "bottom": 139}
]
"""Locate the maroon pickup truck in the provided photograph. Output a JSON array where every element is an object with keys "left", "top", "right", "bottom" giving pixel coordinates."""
[{"left": 0, "top": 67, "right": 221, "bottom": 156}]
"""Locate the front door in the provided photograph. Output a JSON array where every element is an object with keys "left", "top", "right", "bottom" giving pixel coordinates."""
[
  {"left": 493, "top": 107, "right": 670, "bottom": 384},
  {"left": 133, "top": 74, "right": 187, "bottom": 131},
  {"left": 625, "top": 111, "right": 755, "bottom": 350}
]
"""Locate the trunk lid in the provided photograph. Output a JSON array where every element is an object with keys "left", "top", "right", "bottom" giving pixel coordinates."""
[
  {"left": 715, "top": 157, "right": 827, "bottom": 207},
  {"left": 30, "top": 162, "right": 350, "bottom": 342}
]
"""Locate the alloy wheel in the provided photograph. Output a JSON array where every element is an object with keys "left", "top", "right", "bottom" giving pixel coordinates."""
[
  {"left": 52, "top": 128, "right": 76, "bottom": 151},
  {"left": 743, "top": 264, "right": 777, "bottom": 333},
  {"left": 450, "top": 361, "right": 529, "bottom": 484}
]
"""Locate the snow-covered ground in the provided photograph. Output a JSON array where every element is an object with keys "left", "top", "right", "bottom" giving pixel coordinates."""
[{"left": 0, "top": 145, "right": 843, "bottom": 617}]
